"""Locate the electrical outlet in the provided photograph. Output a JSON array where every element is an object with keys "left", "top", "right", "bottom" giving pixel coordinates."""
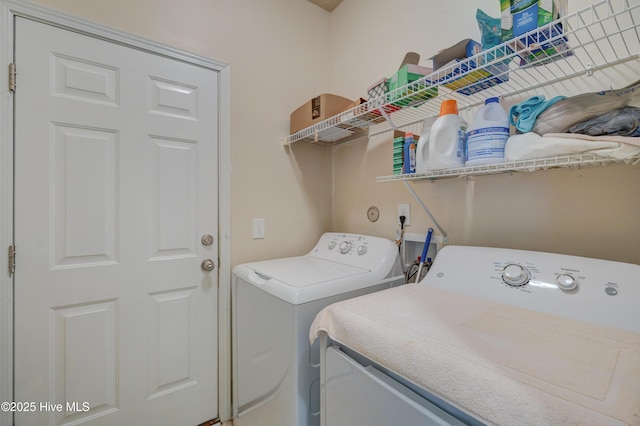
[
  {"left": 398, "top": 204, "right": 410, "bottom": 226},
  {"left": 253, "top": 218, "right": 265, "bottom": 239}
]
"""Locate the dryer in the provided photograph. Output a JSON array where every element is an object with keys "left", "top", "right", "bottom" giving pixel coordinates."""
[
  {"left": 232, "top": 232, "right": 403, "bottom": 426},
  {"left": 312, "top": 245, "right": 640, "bottom": 425}
]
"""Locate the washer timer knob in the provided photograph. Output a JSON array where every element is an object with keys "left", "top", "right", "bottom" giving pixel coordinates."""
[
  {"left": 556, "top": 274, "right": 578, "bottom": 291},
  {"left": 357, "top": 245, "right": 367, "bottom": 255},
  {"left": 339, "top": 241, "right": 352, "bottom": 254},
  {"left": 502, "top": 264, "right": 530, "bottom": 287}
]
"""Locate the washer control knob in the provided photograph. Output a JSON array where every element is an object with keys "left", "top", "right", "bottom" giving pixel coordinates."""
[
  {"left": 328, "top": 241, "right": 336, "bottom": 250},
  {"left": 556, "top": 274, "right": 578, "bottom": 291},
  {"left": 357, "top": 245, "right": 367, "bottom": 255},
  {"left": 339, "top": 241, "right": 352, "bottom": 254},
  {"left": 502, "top": 264, "right": 529, "bottom": 287}
]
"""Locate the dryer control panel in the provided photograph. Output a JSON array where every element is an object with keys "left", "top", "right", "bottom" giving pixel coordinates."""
[
  {"left": 423, "top": 246, "right": 640, "bottom": 334},
  {"left": 310, "top": 233, "right": 402, "bottom": 275}
]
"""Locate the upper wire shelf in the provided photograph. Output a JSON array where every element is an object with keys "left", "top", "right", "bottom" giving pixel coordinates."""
[{"left": 285, "top": 0, "right": 640, "bottom": 145}]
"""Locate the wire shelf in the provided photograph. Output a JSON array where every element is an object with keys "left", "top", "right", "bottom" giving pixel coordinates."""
[
  {"left": 376, "top": 152, "right": 640, "bottom": 182},
  {"left": 286, "top": 0, "right": 640, "bottom": 145}
]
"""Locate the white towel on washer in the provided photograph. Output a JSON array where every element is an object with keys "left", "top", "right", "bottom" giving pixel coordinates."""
[{"left": 310, "top": 284, "right": 640, "bottom": 426}]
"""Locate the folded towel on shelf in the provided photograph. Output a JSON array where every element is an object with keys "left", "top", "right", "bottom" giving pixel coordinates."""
[
  {"left": 509, "top": 95, "right": 566, "bottom": 133},
  {"left": 552, "top": 132, "right": 640, "bottom": 147},
  {"left": 504, "top": 132, "right": 640, "bottom": 161}
]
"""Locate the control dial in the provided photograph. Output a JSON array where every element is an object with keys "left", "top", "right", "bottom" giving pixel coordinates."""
[
  {"left": 357, "top": 245, "right": 367, "bottom": 255},
  {"left": 339, "top": 241, "right": 352, "bottom": 254},
  {"left": 502, "top": 264, "right": 530, "bottom": 287},
  {"left": 556, "top": 274, "right": 578, "bottom": 291},
  {"left": 328, "top": 241, "right": 336, "bottom": 250}
]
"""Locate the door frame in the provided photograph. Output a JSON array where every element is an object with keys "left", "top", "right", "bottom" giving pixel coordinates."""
[{"left": 0, "top": 2, "right": 232, "bottom": 425}]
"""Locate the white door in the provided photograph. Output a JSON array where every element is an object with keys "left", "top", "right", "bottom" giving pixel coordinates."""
[{"left": 14, "top": 17, "right": 219, "bottom": 426}]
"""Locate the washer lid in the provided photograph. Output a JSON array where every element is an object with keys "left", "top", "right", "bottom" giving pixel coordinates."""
[
  {"left": 244, "top": 255, "right": 369, "bottom": 287},
  {"left": 235, "top": 255, "right": 380, "bottom": 305}
]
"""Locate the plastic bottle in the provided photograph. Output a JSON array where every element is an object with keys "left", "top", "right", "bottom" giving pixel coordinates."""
[
  {"left": 427, "top": 100, "right": 467, "bottom": 170},
  {"left": 465, "top": 97, "right": 510, "bottom": 166},
  {"left": 403, "top": 132, "right": 416, "bottom": 174},
  {"left": 415, "top": 116, "right": 438, "bottom": 173}
]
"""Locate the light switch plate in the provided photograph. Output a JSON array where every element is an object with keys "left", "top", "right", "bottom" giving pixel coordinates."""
[{"left": 253, "top": 218, "right": 265, "bottom": 239}]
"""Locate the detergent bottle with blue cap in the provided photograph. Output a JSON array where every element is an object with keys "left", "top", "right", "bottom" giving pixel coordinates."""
[{"left": 465, "top": 97, "right": 510, "bottom": 166}]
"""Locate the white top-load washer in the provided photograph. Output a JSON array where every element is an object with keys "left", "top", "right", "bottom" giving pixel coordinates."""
[
  {"left": 311, "top": 245, "right": 640, "bottom": 426},
  {"left": 232, "top": 232, "right": 404, "bottom": 426}
]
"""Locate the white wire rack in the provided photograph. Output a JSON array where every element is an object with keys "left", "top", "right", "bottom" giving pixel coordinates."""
[
  {"left": 376, "top": 152, "right": 640, "bottom": 182},
  {"left": 285, "top": 0, "right": 640, "bottom": 145}
]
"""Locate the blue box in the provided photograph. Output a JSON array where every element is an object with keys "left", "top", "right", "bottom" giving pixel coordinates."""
[
  {"left": 512, "top": 22, "right": 573, "bottom": 64},
  {"left": 432, "top": 40, "right": 511, "bottom": 96},
  {"left": 440, "top": 60, "right": 510, "bottom": 96}
]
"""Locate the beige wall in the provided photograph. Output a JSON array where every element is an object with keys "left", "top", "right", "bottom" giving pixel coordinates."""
[
  {"left": 27, "top": 0, "right": 640, "bottom": 267},
  {"left": 328, "top": 0, "right": 640, "bottom": 264},
  {"left": 30, "top": 0, "right": 337, "bottom": 267}
]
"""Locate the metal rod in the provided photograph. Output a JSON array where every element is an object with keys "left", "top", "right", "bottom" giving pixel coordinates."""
[
  {"left": 403, "top": 180, "right": 448, "bottom": 244},
  {"left": 378, "top": 106, "right": 397, "bottom": 130}
]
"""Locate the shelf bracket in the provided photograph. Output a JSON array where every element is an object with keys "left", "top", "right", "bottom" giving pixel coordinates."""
[
  {"left": 585, "top": 63, "right": 594, "bottom": 76},
  {"left": 403, "top": 181, "right": 448, "bottom": 245},
  {"left": 377, "top": 106, "right": 397, "bottom": 131}
]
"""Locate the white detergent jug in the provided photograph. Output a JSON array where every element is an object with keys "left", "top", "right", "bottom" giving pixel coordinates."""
[
  {"left": 427, "top": 100, "right": 467, "bottom": 170},
  {"left": 415, "top": 116, "right": 437, "bottom": 173},
  {"left": 465, "top": 97, "right": 510, "bottom": 166}
]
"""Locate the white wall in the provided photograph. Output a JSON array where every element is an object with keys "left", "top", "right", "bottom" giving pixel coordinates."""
[
  {"left": 328, "top": 0, "right": 498, "bottom": 99},
  {"left": 327, "top": 0, "right": 640, "bottom": 264}
]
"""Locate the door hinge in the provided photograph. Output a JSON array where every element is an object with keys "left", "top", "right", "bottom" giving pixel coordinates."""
[
  {"left": 8, "top": 245, "right": 16, "bottom": 275},
  {"left": 8, "top": 63, "right": 16, "bottom": 93}
]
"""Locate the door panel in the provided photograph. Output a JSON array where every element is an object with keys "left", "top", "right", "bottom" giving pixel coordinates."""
[
  {"left": 14, "top": 17, "right": 218, "bottom": 426},
  {"left": 51, "top": 300, "right": 118, "bottom": 417},
  {"left": 52, "top": 124, "right": 118, "bottom": 267},
  {"left": 149, "top": 137, "right": 198, "bottom": 259}
]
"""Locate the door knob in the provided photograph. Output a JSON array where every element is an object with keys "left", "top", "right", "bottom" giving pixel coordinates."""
[{"left": 201, "top": 259, "right": 215, "bottom": 272}]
